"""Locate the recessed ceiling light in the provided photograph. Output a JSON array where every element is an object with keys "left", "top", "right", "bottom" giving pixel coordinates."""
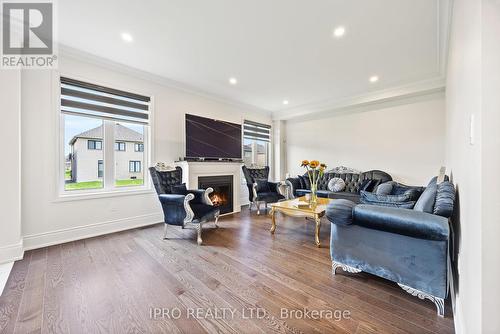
[
  {"left": 121, "top": 32, "right": 133, "bottom": 43},
  {"left": 283, "top": 100, "right": 289, "bottom": 105},
  {"left": 369, "top": 75, "right": 379, "bottom": 83},
  {"left": 229, "top": 77, "right": 238, "bottom": 85},
  {"left": 333, "top": 26, "right": 346, "bottom": 38}
]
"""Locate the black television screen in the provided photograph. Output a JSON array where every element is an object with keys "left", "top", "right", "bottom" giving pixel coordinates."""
[{"left": 185, "top": 114, "right": 242, "bottom": 159}]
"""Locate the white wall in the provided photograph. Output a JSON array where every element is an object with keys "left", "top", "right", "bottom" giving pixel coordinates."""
[
  {"left": 445, "top": 0, "right": 500, "bottom": 333},
  {"left": 285, "top": 94, "right": 446, "bottom": 185},
  {"left": 0, "top": 70, "right": 23, "bottom": 263},
  {"left": 20, "top": 54, "right": 271, "bottom": 251},
  {"left": 481, "top": 2, "right": 500, "bottom": 332}
]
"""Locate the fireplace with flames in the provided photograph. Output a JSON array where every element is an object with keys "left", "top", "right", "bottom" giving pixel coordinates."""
[{"left": 198, "top": 175, "right": 233, "bottom": 214}]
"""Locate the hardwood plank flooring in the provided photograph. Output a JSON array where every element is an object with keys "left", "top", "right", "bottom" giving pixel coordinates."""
[{"left": 0, "top": 208, "right": 455, "bottom": 333}]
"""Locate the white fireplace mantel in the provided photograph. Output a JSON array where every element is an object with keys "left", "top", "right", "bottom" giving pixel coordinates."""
[{"left": 174, "top": 160, "right": 243, "bottom": 214}]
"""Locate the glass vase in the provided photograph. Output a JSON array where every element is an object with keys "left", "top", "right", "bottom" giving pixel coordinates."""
[{"left": 310, "top": 183, "right": 318, "bottom": 206}]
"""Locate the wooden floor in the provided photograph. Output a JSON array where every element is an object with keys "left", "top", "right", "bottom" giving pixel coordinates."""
[{"left": 0, "top": 208, "right": 454, "bottom": 334}]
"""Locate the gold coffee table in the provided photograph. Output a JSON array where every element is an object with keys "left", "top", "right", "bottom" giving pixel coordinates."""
[{"left": 269, "top": 196, "right": 333, "bottom": 247}]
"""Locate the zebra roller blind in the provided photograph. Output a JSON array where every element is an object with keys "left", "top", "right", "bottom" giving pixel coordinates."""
[
  {"left": 243, "top": 120, "right": 271, "bottom": 142},
  {"left": 60, "top": 77, "right": 150, "bottom": 124}
]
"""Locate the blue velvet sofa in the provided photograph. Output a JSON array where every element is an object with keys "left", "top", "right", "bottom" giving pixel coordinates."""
[
  {"left": 325, "top": 177, "right": 455, "bottom": 316},
  {"left": 286, "top": 170, "right": 392, "bottom": 203}
]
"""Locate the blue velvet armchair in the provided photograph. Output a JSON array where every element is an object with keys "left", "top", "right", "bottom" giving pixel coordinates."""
[
  {"left": 242, "top": 165, "right": 285, "bottom": 214},
  {"left": 149, "top": 166, "right": 220, "bottom": 245},
  {"left": 326, "top": 177, "right": 455, "bottom": 316}
]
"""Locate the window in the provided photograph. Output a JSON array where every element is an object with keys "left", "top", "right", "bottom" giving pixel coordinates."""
[
  {"left": 115, "top": 142, "right": 126, "bottom": 151},
  {"left": 135, "top": 143, "right": 144, "bottom": 152},
  {"left": 87, "top": 140, "right": 102, "bottom": 150},
  {"left": 97, "top": 160, "right": 104, "bottom": 178},
  {"left": 129, "top": 161, "right": 141, "bottom": 173},
  {"left": 243, "top": 120, "right": 271, "bottom": 167},
  {"left": 61, "top": 77, "right": 150, "bottom": 193}
]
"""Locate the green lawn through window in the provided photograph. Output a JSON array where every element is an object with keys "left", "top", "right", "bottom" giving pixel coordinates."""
[{"left": 65, "top": 179, "right": 144, "bottom": 190}]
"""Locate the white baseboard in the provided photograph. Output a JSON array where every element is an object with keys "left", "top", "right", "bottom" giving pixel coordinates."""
[
  {"left": 0, "top": 241, "right": 24, "bottom": 264},
  {"left": 23, "top": 213, "right": 163, "bottom": 251},
  {"left": 0, "top": 262, "right": 14, "bottom": 296}
]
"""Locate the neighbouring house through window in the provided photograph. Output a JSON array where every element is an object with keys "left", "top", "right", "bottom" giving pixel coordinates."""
[
  {"left": 61, "top": 77, "right": 150, "bottom": 192},
  {"left": 98, "top": 160, "right": 104, "bottom": 178},
  {"left": 129, "top": 161, "right": 141, "bottom": 173},
  {"left": 135, "top": 143, "right": 144, "bottom": 152},
  {"left": 115, "top": 142, "right": 126, "bottom": 151},
  {"left": 88, "top": 140, "right": 102, "bottom": 150},
  {"left": 243, "top": 120, "right": 271, "bottom": 167}
]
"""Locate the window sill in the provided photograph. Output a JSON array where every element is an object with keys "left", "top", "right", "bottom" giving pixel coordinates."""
[{"left": 54, "top": 187, "right": 155, "bottom": 203}]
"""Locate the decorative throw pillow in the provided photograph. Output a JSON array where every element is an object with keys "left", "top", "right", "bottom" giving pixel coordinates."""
[
  {"left": 414, "top": 183, "right": 438, "bottom": 213},
  {"left": 359, "top": 179, "right": 373, "bottom": 192},
  {"left": 302, "top": 175, "right": 311, "bottom": 189},
  {"left": 376, "top": 182, "right": 394, "bottom": 195},
  {"left": 255, "top": 179, "right": 271, "bottom": 193},
  {"left": 297, "top": 175, "right": 306, "bottom": 189},
  {"left": 433, "top": 181, "right": 455, "bottom": 218},
  {"left": 327, "top": 177, "right": 346, "bottom": 192},
  {"left": 367, "top": 179, "right": 381, "bottom": 192},
  {"left": 171, "top": 183, "right": 187, "bottom": 195},
  {"left": 391, "top": 183, "right": 425, "bottom": 197}
]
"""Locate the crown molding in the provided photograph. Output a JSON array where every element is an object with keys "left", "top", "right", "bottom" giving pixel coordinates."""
[
  {"left": 273, "top": 75, "right": 446, "bottom": 121},
  {"left": 58, "top": 45, "right": 272, "bottom": 117}
]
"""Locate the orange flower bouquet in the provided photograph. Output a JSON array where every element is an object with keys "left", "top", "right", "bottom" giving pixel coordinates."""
[{"left": 301, "top": 160, "right": 327, "bottom": 204}]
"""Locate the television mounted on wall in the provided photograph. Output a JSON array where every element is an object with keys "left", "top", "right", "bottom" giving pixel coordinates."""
[{"left": 185, "top": 114, "right": 242, "bottom": 160}]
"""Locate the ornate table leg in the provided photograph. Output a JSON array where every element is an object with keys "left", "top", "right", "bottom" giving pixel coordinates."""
[
  {"left": 314, "top": 214, "right": 321, "bottom": 247},
  {"left": 270, "top": 208, "right": 276, "bottom": 234}
]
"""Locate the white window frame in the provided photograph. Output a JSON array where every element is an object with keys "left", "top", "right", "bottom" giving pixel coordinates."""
[
  {"left": 115, "top": 141, "right": 126, "bottom": 151},
  {"left": 242, "top": 119, "right": 272, "bottom": 168},
  {"left": 54, "top": 73, "right": 154, "bottom": 201}
]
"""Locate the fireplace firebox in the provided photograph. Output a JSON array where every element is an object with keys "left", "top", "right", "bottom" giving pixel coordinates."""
[{"left": 198, "top": 175, "right": 233, "bottom": 214}]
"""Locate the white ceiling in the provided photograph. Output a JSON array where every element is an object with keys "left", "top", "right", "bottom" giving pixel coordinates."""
[{"left": 58, "top": 0, "right": 450, "bottom": 118}]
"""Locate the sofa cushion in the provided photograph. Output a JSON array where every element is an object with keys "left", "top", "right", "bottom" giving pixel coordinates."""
[
  {"left": 296, "top": 189, "right": 311, "bottom": 197},
  {"left": 360, "top": 190, "right": 414, "bottom": 204},
  {"left": 328, "top": 177, "right": 346, "bottom": 192},
  {"left": 255, "top": 192, "right": 285, "bottom": 203},
  {"left": 326, "top": 199, "right": 356, "bottom": 226},
  {"left": 414, "top": 183, "right": 437, "bottom": 213},
  {"left": 433, "top": 181, "right": 455, "bottom": 218},
  {"left": 360, "top": 199, "right": 416, "bottom": 209},
  {"left": 353, "top": 204, "right": 449, "bottom": 241},
  {"left": 316, "top": 190, "right": 331, "bottom": 198},
  {"left": 328, "top": 192, "right": 361, "bottom": 203},
  {"left": 190, "top": 203, "right": 218, "bottom": 221}
]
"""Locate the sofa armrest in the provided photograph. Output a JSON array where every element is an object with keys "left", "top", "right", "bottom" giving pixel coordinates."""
[
  {"left": 159, "top": 193, "right": 186, "bottom": 205},
  {"left": 352, "top": 204, "right": 449, "bottom": 241},
  {"left": 188, "top": 188, "right": 214, "bottom": 205},
  {"left": 286, "top": 177, "right": 301, "bottom": 197},
  {"left": 158, "top": 193, "right": 195, "bottom": 225},
  {"left": 326, "top": 199, "right": 357, "bottom": 226}
]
